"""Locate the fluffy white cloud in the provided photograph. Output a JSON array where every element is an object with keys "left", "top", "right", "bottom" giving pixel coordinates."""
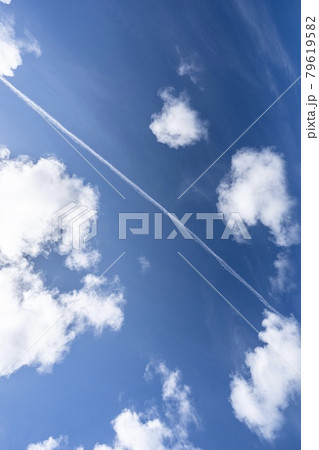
[
  {"left": 217, "top": 147, "right": 299, "bottom": 246},
  {"left": 99, "top": 409, "right": 171, "bottom": 450},
  {"left": 27, "top": 436, "right": 66, "bottom": 450},
  {"left": 0, "top": 262, "right": 124, "bottom": 376},
  {"left": 28, "top": 363, "right": 200, "bottom": 450},
  {"left": 230, "top": 311, "right": 300, "bottom": 440},
  {"left": 0, "top": 152, "right": 98, "bottom": 263},
  {"left": 269, "top": 252, "right": 295, "bottom": 294},
  {"left": 137, "top": 256, "right": 150, "bottom": 273},
  {"left": 0, "top": 151, "right": 125, "bottom": 377},
  {"left": 149, "top": 88, "right": 208, "bottom": 149},
  {"left": 0, "top": 145, "right": 10, "bottom": 159},
  {"left": 0, "top": 0, "right": 12, "bottom": 5},
  {"left": 0, "top": 15, "right": 41, "bottom": 77}
]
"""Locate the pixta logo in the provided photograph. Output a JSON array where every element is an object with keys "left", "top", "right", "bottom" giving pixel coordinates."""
[
  {"left": 52, "top": 202, "right": 97, "bottom": 250},
  {"left": 118, "top": 212, "right": 251, "bottom": 240}
]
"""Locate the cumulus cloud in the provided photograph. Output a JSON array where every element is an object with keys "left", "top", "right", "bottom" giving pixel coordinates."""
[
  {"left": 0, "top": 15, "right": 41, "bottom": 77},
  {"left": 149, "top": 88, "right": 208, "bottom": 149},
  {"left": 0, "top": 262, "right": 124, "bottom": 376},
  {"left": 0, "top": 151, "right": 125, "bottom": 377},
  {"left": 28, "top": 362, "right": 200, "bottom": 450},
  {"left": 230, "top": 311, "right": 300, "bottom": 440},
  {"left": 27, "top": 436, "right": 66, "bottom": 450},
  {"left": 269, "top": 252, "right": 295, "bottom": 294},
  {"left": 0, "top": 152, "right": 98, "bottom": 263},
  {"left": 101, "top": 362, "right": 199, "bottom": 450},
  {"left": 137, "top": 256, "right": 150, "bottom": 273},
  {"left": 217, "top": 147, "right": 299, "bottom": 246},
  {"left": 0, "top": 0, "right": 12, "bottom": 4},
  {"left": 0, "top": 144, "right": 10, "bottom": 159},
  {"left": 99, "top": 409, "right": 172, "bottom": 450}
]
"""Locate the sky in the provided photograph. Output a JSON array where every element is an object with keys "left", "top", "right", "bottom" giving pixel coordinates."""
[{"left": 0, "top": 0, "right": 301, "bottom": 449}]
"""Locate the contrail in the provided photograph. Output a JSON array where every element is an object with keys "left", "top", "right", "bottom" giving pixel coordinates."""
[{"left": 0, "top": 75, "right": 279, "bottom": 314}]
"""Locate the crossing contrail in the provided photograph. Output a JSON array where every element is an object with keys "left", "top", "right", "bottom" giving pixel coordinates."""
[{"left": 0, "top": 75, "right": 279, "bottom": 315}]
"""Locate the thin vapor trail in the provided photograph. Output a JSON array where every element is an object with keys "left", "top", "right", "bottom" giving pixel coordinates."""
[{"left": 0, "top": 75, "right": 279, "bottom": 315}]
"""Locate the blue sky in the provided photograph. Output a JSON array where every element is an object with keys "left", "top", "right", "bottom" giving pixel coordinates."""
[{"left": 0, "top": 1, "right": 301, "bottom": 449}]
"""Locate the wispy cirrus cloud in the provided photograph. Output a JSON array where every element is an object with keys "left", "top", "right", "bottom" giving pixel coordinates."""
[
  {"left": 137, "top": 256, "right": 151, "bottom": 273},
  {"left": 232, "top": 0, "right": 296, "bottom": 93},
  {"left": 177, "top": 49, "right": 203, "bottom": 85},
  {"left": 149, "top": 88, "right": 208, "bottom": 149},
  {"left": 269, "top": 252, "right": 295, "bottom": 294},
  {"left": 230, "top": 311, "right": 300, "bottom": 440},
  {"left": 217, "top": 147, "right": 299, "bottom": 246}
]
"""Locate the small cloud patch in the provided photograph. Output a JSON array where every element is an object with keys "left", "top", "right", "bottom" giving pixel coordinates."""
[{"left": 149, "top": 88, "right": 208, "bottom": 149}]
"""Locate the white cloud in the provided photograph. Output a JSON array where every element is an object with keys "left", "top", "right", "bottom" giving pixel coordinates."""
[
  {"left": 19, "top": 30, "right": 42, "bottom": 58},
  {"left": 0, "top": 243, "right": 125, "bottom": 379},
  {"left": 149, "top": 88, "right": 208, "bottom": 149},
  {"left": 137, "top": 256, "right": 150, "bottom": 273},
  {"left": 28, "top": 363, "right": 200, "bottom": 450},
  {"left": 230, "top": 311, "right": 300, "bottom": 440},
  {"left": 0, "top": 151, "right": 125, "bottom": 377},
  {"left": 0, "top": 15, "right": 41, "bottom": 77},
  {"left": 0, "top": 145, "right": 10, "bottom": 159},
  {"left": 99, "top": 409, "right": 171, "bottom": 450},
  {"left": 233, "top": 0, "right": 294, "bottom": 87},
  {"left": 147, "top": 362, "right": 199, "bottom": 439},
  {"left": 27, "top": 436, "right": 66, "bottom": 450},
  {"left": 217, "top": 147, "right": 299, "bottom": 246},
  {"left": 269, "top": 252, "right": 295, "bottom": 294},
  {"left": 65, "top": 249, "right": 101, "bottom": 271},
  {"left": 177, "top": 52, "right": 202, "bottom": 85},
  {"left": 101, "top": 362, "right": 199, "bottom": 450},
  {"left": 0, "top": 154, "right": 98, "bottom": 263},
  {"left": 0, "top": 0, "right": 12, "bottom": 4},
  {"left": 178, "top": 61, "right": 201, "bottom": 84}
]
